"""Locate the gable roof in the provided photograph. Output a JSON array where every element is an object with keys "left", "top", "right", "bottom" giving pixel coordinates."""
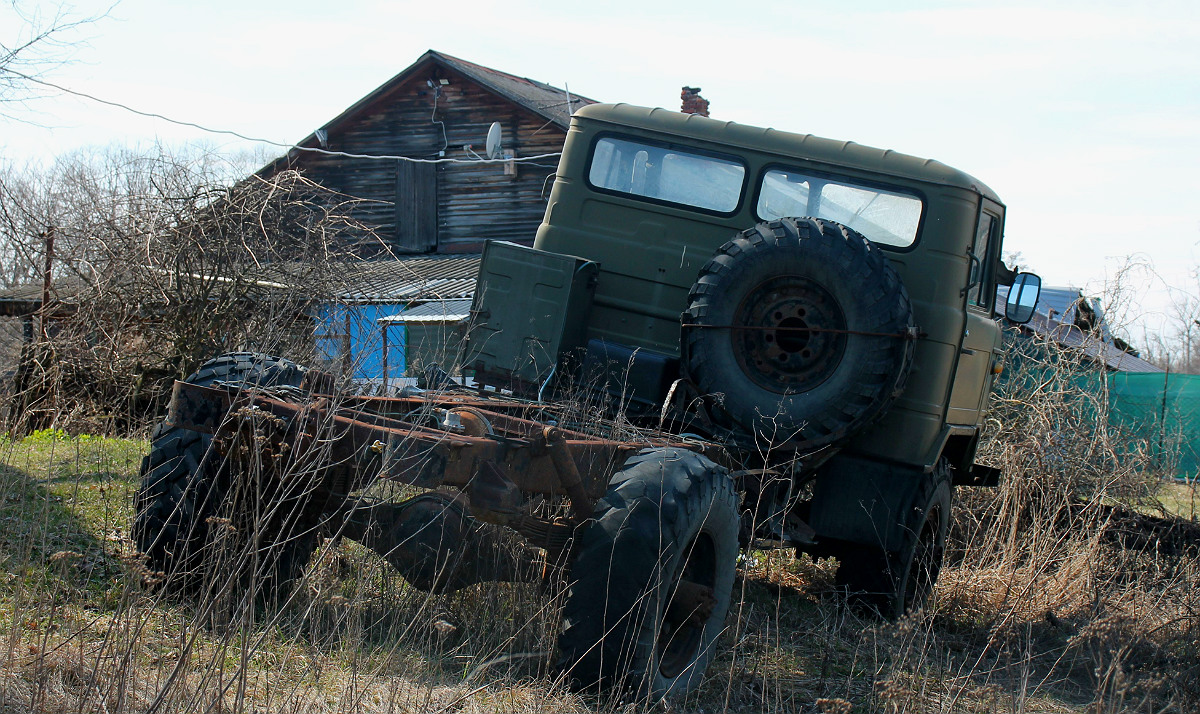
[
  {"left": 262, "top": 50, "right": 596, "bottom": 174},
  {"left": 432, "top": 51, "right": 595, "bottom": 128}
]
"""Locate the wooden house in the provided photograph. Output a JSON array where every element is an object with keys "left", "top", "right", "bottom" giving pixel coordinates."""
[{"left": 258, "top": 49, "right": 596, "bottom": 254}]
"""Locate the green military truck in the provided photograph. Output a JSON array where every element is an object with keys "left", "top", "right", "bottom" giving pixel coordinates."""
[
  {"left": 463, "top": 102, "right": 1040, "bottom": 687},
  {"left": 134, "top": 103, "right": 1041, "bottom": 700}
]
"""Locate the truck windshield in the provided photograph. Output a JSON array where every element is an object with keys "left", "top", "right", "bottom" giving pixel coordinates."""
[
  {"left": 588, "top": 136, "right": 745, "bottom": 214},
  {"left": 757, "top": 169, "right": 923, "bottom": 247}
]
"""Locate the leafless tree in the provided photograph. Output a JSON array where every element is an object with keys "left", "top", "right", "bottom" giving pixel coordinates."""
[
  {"left": 1160, "top": 273, "right": 1200, "bottom": 373},
  {"left": 1132, "top": 264, "right": 1200, "bottom": 373}
]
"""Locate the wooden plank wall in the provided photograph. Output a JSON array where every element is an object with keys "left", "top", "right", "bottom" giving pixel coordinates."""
[{"left": 284, "top": 66, "right": 565, "bottom": 254}]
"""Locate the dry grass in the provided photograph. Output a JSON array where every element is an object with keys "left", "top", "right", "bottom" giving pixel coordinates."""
[{"left": 1, "top": 338, "right": 1197, "bottom": 713}]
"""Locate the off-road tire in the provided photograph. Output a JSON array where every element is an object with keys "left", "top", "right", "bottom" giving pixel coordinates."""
[
  {"left": 835, "top": 460, "right": 952, "bottom": 618},
  {"left": 557, "top": 448, "right": 739, "bottom": 700},
  {"left": 683, "top": 217, "right": 914, "bottom": 450},
  {"left": 132, "top": 353, "right": 315, "bottom": 601}
]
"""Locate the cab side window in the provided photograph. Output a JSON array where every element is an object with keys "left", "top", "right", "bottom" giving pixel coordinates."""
[{"left": 968, "top": 212, "right": 998, "bottom": 309}]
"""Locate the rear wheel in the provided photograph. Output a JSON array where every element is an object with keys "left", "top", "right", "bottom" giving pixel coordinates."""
[
  {"left": 132, "top": 353, "right": 317, "bottom": 602},
  {"left": 835, "top": 461, "right": 952, "bottom": 618},
  {"left": 557, "top": 448, "right": 739, "bottom": 700}
]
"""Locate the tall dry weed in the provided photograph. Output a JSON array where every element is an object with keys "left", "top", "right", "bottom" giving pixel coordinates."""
[{"left": 2, "top": 326, "right": 1197, "bottom": 713}]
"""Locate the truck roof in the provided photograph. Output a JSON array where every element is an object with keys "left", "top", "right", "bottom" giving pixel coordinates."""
[{"left": 573, "top": 103, "right": 1001, "bottom": 204}]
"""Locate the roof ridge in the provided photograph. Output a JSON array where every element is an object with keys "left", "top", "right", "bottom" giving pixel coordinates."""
[
  {"left": 256, "top": 50, "right": 597, "bottom": 177},
  {"left": 431, "top": 50, "right": 589, "bottom": 97}
]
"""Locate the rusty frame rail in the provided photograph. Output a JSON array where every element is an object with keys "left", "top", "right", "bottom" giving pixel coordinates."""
[{"left": 167, "top": 380, "right": 715, "bottom": 508}]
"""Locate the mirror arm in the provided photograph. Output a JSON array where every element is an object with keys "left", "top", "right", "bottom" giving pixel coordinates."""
[{"left": 996, "top": 259, "right": 1017, "bottom": 287}]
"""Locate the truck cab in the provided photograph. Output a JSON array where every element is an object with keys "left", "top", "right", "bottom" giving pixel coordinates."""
[{"left": 468, "top": 103, "right": 1036, "bottom": 476}]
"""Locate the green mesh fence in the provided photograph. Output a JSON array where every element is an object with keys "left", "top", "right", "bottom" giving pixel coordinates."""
[{"left": 1108, "top": 372, "right": 1200, "bottom": 479}]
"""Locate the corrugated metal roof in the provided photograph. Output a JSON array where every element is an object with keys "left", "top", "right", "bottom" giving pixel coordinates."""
[
  {"left": 998, "top": 284, "right": 1163, "bottom": 373},
  {"left": 1022, "top": 286, "right": 1117, "bottom": 343},
  {"left": 379, "top": 298, "right": 473, "bottom": 323},
  {"left": 0, "top": 274, "right": 94, "bottom": 316},
  {"left": 333, "top": 255, "right": 480, "bottom": 303},
  {"left": 1033, "top": 312, "right": 1162, "bottom": 373},
  {"left": 1, "top": 255, "right": 482, "bottom": 313},
  {"left": 0, "top": 283, "right": 45, "bottom": 303},
  {"left": 0, "top": 273, "right": 95, "bottom": 304}
]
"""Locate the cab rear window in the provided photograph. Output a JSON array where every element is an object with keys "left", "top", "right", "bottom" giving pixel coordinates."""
[
  {"left": 587, "top": 136, "right": 745, "bottom": 214},
  {"left": 757, "top": 168, "right": 923, "bottom": 247}
]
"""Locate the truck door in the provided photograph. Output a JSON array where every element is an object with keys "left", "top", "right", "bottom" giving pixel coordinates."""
[{"left": 947, "top": 201, "right": 1004, "bottom": 426}]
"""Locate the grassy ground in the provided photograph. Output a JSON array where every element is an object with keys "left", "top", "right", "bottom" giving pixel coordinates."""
[
  {"left": 1, "top": 428, "right": 1197, "bottom": 713},
  {"left": 1150, "top": 481, "right": 1199, "bottom": 519}
]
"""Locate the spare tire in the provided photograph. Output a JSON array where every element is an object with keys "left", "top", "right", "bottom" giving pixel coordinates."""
[{"left": 683, "top": 217, "right": 913, "bottom": 450}]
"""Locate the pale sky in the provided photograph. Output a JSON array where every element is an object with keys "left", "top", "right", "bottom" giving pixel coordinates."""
[{"left": 3, "top": 0, "right": 1198, "bottom": 346}]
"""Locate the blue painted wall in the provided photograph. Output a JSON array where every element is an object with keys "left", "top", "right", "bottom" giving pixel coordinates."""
[{"left": 315, "top": 304, "right": 407, "bottom": 380}]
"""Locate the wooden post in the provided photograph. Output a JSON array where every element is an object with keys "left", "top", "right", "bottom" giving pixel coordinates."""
[
  {"left": 39, "top": 226, "right": 54, "bottom": 341},
  {"left": 1160, "top": 365, "right": 1169, "bottom": 472},
  {"left": 343, "top": 311, "right": 353, "bottom": 376},
  {"left": 381, "top": 322, "right": 389, "bottom": 388}
]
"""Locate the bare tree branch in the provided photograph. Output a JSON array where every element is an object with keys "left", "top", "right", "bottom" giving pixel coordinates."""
[{"left": 0, "top": 0, "right": 108, "bottom": 118}]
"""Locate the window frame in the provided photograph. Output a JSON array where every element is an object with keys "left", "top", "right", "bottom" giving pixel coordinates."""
[{"left": 968, "top": 206, "right": 1002, "bottom": 312}]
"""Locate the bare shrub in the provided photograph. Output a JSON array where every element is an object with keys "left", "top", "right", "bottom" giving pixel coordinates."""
[
  {"left": 875, "top": 331, "right": 1197, "bottom": 710},
  {"left": 0, "top": 148, "right": 385, "bottom": 434},
  {"left": 687, "top": 327, "right": 1198, "bottom": 713}
]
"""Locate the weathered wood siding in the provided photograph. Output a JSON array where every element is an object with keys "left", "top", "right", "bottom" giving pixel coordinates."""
[{"left": 280, "top": 67, "right": 565, "bottom": 254}]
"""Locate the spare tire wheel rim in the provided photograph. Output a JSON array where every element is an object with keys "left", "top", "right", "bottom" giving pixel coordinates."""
[{"left": 732, "top": 276, "right": 848, "bottom": 393}]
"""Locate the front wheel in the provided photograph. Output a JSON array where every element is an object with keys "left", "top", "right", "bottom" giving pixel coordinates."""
[{"left": 557, "top": 448, "right": 739, "bottom": 700}]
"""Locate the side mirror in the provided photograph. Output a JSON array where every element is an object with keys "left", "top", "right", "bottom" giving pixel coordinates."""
[{"left": 1005, "top": 272, "right": 1041, "bottom": 324}]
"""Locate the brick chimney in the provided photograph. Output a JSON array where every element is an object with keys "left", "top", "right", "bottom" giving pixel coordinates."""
[{"left": 681, "top": 86, "right": 710, "bottom": 117}]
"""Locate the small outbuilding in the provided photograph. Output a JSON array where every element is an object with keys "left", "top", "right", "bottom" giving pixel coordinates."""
[
  {"left": 311, "top": 255, "right": 479, "bottom": 381},
  {"left": 1000, "top": 284, "right": 1162, "bottom": 373}
]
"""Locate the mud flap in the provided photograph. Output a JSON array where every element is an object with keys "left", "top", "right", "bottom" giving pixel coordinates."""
[{"left": 806, "top": 453, "right": 925, "bottom": 551}]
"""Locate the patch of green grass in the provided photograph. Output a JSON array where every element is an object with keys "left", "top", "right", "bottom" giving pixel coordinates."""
[
  {"left": 1153, "top": 480, "right": 1199, "bottom": 519},
  {"left": 0, "top": 434, "right": 145, "bottom": 603}
]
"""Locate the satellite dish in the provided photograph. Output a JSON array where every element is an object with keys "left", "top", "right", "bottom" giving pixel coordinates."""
[{"left": 485, "top": 122, "right": 502, "bottom": 160}]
